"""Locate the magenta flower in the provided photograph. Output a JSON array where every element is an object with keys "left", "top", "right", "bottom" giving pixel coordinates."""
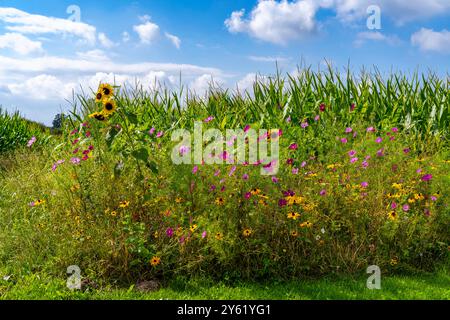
[
  {"left": 166, "top": 228, "right": 174, "bottom": 238},
  {"left": 286, "top": 116, "right": 291, "bottom": 123},
  {"left": 391, "top": 202, "right": 397, "bottom": 209},
  {"left": 361, "top": 160, "right": 369, "bottom": 169},
  {"left": 402, "top": 204, "right": 410, "bottom": 212},
  {"left": 392, "top": 127, "right": 399, "bottom": 133},
  {"left": 431, "top": 196, "right": 437, "bottom": 202},
  {"left": 149, "top": 127, "right": 156, "bottom": 135},
  {"left": 345, "top": 127, "right": 353, "bottom": 134},
  {"left": 179, "top": 145, "right": 189, "bottom": 155},
  {"left": 82, "top": 155, "right": 89, "bottom": 161},
  {"left": 192, "top": 166, "right": 198, "bottom": 174},
  {"left": 319, "top": 103, "right": 326, "bottom": 112},
  {"left": 242, "top": 174, "right": 249, "bottom": 180},
  {"left": 366, "top": 127, "right": 375, "bottom": 132},
  {"left": 301, "top": 161, "right": 307, "bottom": 168},
  {"left": 156, "top": 131, "right": 164, "bottom": 138},
  {"left": 210, "top": 185, "right": 216, "bottom": 191},
  {"left": 319, "top": 189, "right": 326, "bottom": 196},
  {"left": 88, "top": 145, "right": 94, "bottom": 151},
  {"left": 421, "top": 174, "right": 432, "bottom": 182},
  {"left": 416, "top": 168, "right": 423, "bottom": 174},
  {"left": 27, "top": 136, "right": 37, "bottom": 148},
  {"left": 85, "top": 131, "right": 91, "bottom": 138},
  {"left": 72, "top": 148, "right": 79, "bottom": 154},
  {"left": 214, "top": 169, "right": 220, "bottom": 177},
  {"left": 245, "top": 192, "right": 252, "bottom": 199},
  {"left": 314, "top": 115, "right": 320, "bottom": 122},
  {"left": 376, "top": 148, "right": 385, "bottom": 157},
  {"left": 375, "top": 137, "right": 383, "bottom": 143},
  {"left": 288, "top": 143, "right": 298, "bottom": 150},
  {"left": 350, "top": 157, "right": 359, "bottom": 164},
  {"left": 340, "top": 138, "right": 348, "bottom": 144},
  {"left": 350, "top": 103, "right": 356, "bottom": 111},
  {"left": 70, "top": 129, "right": 78, "bottom": 135},
  {"left": 202, "top": 231, "right": 207, "bottom": 239},
  {"left": 72, "top": 138, "right": 79, "bottom": 145},
  {"left": 348, "top": 150, "right": 357, "bottom": 157},
  {"left": 229, "top": 166, "right": 237, "bottom": 177},
  {"left": 271, "top": 176, "right": 279, "bottom": 184},
  {"left": 301, "top": 122, "right": 309, "bottom": 128},
  {"left": 244, "top": 125, "right": 251, "bottom": 133},
  {"left": 286, "top": 158, "right": 294, "bottom": 165},
  {"left": 204, "top": 116, "right": 214, "bottom": 123},
  {"left": 360, "top": 181, "right": 369, "bottom": 188},
  {"left": 403, "top": 148, "right": 410, "bottom": 154},
  {"left": 278, "top": 199, "right": 287, "bottom": 207}
]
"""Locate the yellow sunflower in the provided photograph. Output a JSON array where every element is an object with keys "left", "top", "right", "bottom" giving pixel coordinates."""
[
  {"left": 102, "top": 99, "right": 117, "bottom": 115},
  {"left": 388, "top": 211, "right": 398, "bottom": 221},
  {"left": 88, "top": 112, "right": 107, "bottom": 121},
  {"left": 96, "top": 83, "right": 114, "bottom": 101}
]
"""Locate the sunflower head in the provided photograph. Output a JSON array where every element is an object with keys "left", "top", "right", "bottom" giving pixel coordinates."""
[
  {"left": 102, "top": 99, "right": 117, "bottom": 115},
  {"left": 89, "top": 112, "right": 107, "bottom": 121},
  {"left": 98, "top": 83, "right": 114, "bottom": 97}
]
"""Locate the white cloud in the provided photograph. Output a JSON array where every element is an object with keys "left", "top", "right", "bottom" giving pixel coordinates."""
[
  {"left": 75, "top": 49, "right": 110, "bottom": 61},
  {"left": 98, "top": 32, "right": 116, "bottom": 48},
  {"left": 248, "top": 55, "right": 291, "bottom": 63},
  {"left": 411, "top": 28, "right": 450, "bottom": 54},
  {"left": 353, "top": 31, "right": 400, "bottom": 47},
  {"left": 225, "top": 0, "right": 318, "bottom": 45},
  {"left": 189, "top": 74, "right": 225, "bottom": 96},
  {"left": 7, "top": 74, "right": 75, "bottom": 100},
  {"left": 0, "top": 7, "right": 97, "bottom": 44},
  {"left": 133, "top": 20, "right": 160, "bottom": 44},
  {"left": 165, "top": 32, "right": 181, "bottom": 49},
  {"left": 0, "top": 33, "right": 43, "bottom": 55}
]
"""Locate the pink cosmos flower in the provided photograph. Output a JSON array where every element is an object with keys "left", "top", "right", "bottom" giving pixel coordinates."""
[
  {"left": 376, "top": 148, "right": 385, "bottom": 157},
  {"left": 210, "top": 185, "right": 216, "bottom": 191},
  {"left": 319, "top": 103, "right": 326, "bottom": 112},
  {"left": 192, "top": 166, "right": 198, "bottom": 174},
  {"left": 286, "top": 158, "right": 294, "bottom": 165},
  {"left": 82, "top": 155, "right": 89, "bottom": 161},
  {"left": 70, "top": 129, "right": 78, "bottom": 135},
  {"left": 314, "top": 115, "right": 320, "bottom": 121},
  {"left": 245, "top": 192, "right": 252, "bottom": 199},
  {"left": 214, "top": 169, "right": 220, "bottom": 176},
  {"left": 149, "top": 127, "right": 156, "bottom": 135},
  {"left": 271, "top": 176, "right": 279, "bottom": 183},
  {"left": 301, "top": 161, "right": 307, "bottom": 168},
  {"left": 72, "top": 148, "right": 79, "bottom": 154},
  {"left": 431, "top": 196, "right": 437, "bottom": 201},
  {"left": 350, "top": 103, "right": 356, "bottom": 111},
  {"left": 361, "top": 160, "right": 369, "bottom": 169},
  {"left": 319, "top": 189, "right": 326, "bottom": 196},
  {"left": 402, "top": 204, "right": 410, "bottom": 212},
  {"left": 204, "top": 116, "right": 214, "bottom": 123},
  {"left": 416, "top": 168, "right": 422, "bottom": 174},
  {"left": 244, "top": 125, "right": 251, "bottom": 133},
  {"left": 392, "top": 127, "right": 399, "bottom": 133},
  {"left": 85, "top": 131, "right": 91, "bottom": 138},
  {"left": 286, "top": 116, "right": 291, "bottom": 123},
  {"left": 391, "top": 202, "right": 397, "bottom": 209},
  {"left": 179, "top": 145, "right": 189, "bottom": 155},
  {"left": 72, "top": 138, "right": 79, "bottom": 145},
  {"left": 375, "top": 137, "right": 383, "bottom": 143},
  {"left": 360, "top": 181, "right": 369, "bottom": 188},
  {"left": 242, "top": 174, "right": 249, "bottom": 180},
  {"left": 289, "top": 143, "right": 298, "bottom": 150},
  {"left": 301, "top": 122, "right": 309, "bottom": 128},
  {"left": 202, "top": 231, "right": 207, "bottom": 239},
  {"left": 292, "top": 168, "right": 299, "bottom": 175},
  {"left": 70, "top": 157, "right": 81, "bottom": 165},
  {"left": 229, "top": 166, "right": 237, "bottom": 177},
  {"left": 366, "top": 127, "right": 375, "bottom": 132},
  {"left": 403, "top": 148, "right": 410, "bottom": 154},
  {"left": 156, "top": 131, "right": 164, "bottom": 138},
  {"left": 348, "top": 150, "right": 357, "bottom": 157},
  {"left": 166, "top": 228, "right": 174, "bottom": 238},
  {"left": 27, "top": 136, "right": 37, "bottom": 148},
  {"left": 340, "top": 138, "right": 348, "bottom": 144},
  {"left": 421, "top": 174, "right": 432, "bottom": 182},
  {"left": 350, "top": 157, "right": 359, "bottom": 164},
  {"left": 345, "top": 127, "right": 353, "bottom": 134}
]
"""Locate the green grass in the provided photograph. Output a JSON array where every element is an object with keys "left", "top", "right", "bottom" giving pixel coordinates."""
[{"left": 1, "top": 269, "right": 449, "bottom": 300}]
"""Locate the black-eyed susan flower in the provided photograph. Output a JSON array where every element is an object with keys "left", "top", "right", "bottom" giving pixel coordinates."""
[
  {"left": 390, "top": 257, "right": 399, "bottom": 266},
  {"left": 388, "top": 211, "right": 398, "bottom": 221},
  {"left": 102, "top": 99, "right": 116, "bottom": 115},
  {"left": 287, "top": 212, "right": 300, "bottom": 220},
  {"left": 243, "top": 228, "right": 252, "bottom": 237},
  {"left": 189, "top": 224, "right": 198, "bottom": 233},
  {"left": 299, "top": 221, "right": 312, "bottom": 228},
  {"left": 150, "top": 256, "right": 161, "bottom": 267},
  {"left": 175, "top": 197, "right": 183, "bottom": 203},
  {"left": 110, "top": 210, "right": 118, "bottom": 217},
  {"left": 119, "top": 201, "right": 130, "bottom": 208},
  {"left": 291, "top": 230, "right": 299, "bottom": 237},
  {"left": 215, "top": 232, "right": 223, "bottom": 240},
  {"left": 215, "top": 197, "right": 225, "bottom": 206},
  {"left": 250, "top": 188, "right": 261, "bottom": 195}
]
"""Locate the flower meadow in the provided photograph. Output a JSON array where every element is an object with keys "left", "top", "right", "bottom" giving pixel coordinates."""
[{"left": 0, "top": 69, "right": 449, "bottom": 285}]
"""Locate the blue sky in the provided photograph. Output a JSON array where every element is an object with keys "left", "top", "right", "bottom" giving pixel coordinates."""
[{"left": 0, "top": 0, "right": 449, "bottom": 125}]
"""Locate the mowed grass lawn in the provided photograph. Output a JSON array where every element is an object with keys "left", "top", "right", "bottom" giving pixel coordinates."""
[{"left": 1, "top": 268, "right": 449, "bottom": 300}]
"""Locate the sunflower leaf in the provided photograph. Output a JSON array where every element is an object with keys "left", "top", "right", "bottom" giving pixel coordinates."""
[{"left": 131, "top": 148, "right": 149, "bottom": 162}]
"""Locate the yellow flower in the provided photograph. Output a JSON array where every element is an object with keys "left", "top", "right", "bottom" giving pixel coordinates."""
[
  {"left": 119, "top": 201, "right": 130, "bottom": 208},
  {"left": 102, "top": 99, "right": 117, "bottom": 115},
  {"left": 291, "top": 230, "right": 299, "bottom": 237},
  {"left": 110, "top": 210, "right": 118, "bottom": 217},
  {"left": 176, "top": 227, "right": 184, "bottom": 237},
  {"left": 190, "top": 224, "right": 198, "bottom": 233},
  {"left": 175, "top": 197, "right": 183, "bottom": 203},
  {"left": 88, "top": 112, "right": 106, "bottom": 121},
  {"left": 215, "top": 232, "right": 223, "bottom": 240},
  {"left": 299, "top": 221, "right": 312, "bottom": 228},
  {"left": 34, "top": 199, "right": 46, "bottom": 206},
  {"left": 390, "top": 257, "right": 399, "bottom": 266},
  {"left": 251, "top": 188, "right": 262, "bottom": 195},
  {"left": 96, "top": 83, "right": 114, "bottom": 102},
  {"left": 388, "top": 211, "right": 398, "bottom": 221},
  {"left": 414, "top": 193, "right": 425, "bottom": 201},
  {"left": 150, "top": 256, "right": 161, "bottom": 267},
  {"left": 392, "top": 183, "right": 403, "bottom": 190},
  {"left": 215, "top": 197, "right": 225, "bottom": 206},
  {"left": 287, "top": 212, "right": 300, "bottom": 220},
  {"left": 408, "top": 198, "right": 416, "bottom": 204},
  {"left": 243, "top": 228, "right": 252, "bottom": 237},
  {"left": 286, "top": 195, "right": 305, "bottom": 205},
  {"left": 154, "top": 231, "right": 159, "bottom": 239}
]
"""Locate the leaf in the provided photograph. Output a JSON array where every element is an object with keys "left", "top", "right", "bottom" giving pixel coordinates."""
[
  {"left": 106, "top": 127, "right": 119, "bottom": 148},
  {"left": 146, "top": 160, "right": 158, "bottom": 174},
  {"left": 125, "top": 111, "right": 138, "bottom": 125},
  {"left": 132, "top": 148, "right": 149, "bottom": 162}
]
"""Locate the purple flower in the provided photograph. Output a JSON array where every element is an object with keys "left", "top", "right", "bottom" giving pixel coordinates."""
[
  {"left": 286, "top": 158, "right": 294, "bottom": 165},
  {"left": 348, "top": 150, "right": 357, "bottom": 157},
  {"left": 156, "top": 131, "right": 164, "bottom": 138},
  {"left": 271, "top": 176, "right": 279, "bottom": 184},
  {"left": 301, "top": 161, "right": 307, "bottom": 168},
  {"left": 314, "top": 115, "right": 320, "bottom": 121},
  {"left": 286, "top": 116, "right": 291, "bottom": 123},
  {"left": 301, "top": 122, "right": 309, "bottom": 128},
  {"left": 416, "top": 168, "right": 423, "bottom": 174},
  {"left": 201, "top": 231, "right": 207, "bottom": 239},
  {"left": 319, "top": 104, "right": 326, "bottom": 112},
  {"left": 242, "top": 174, "right": 249, "bottom": 180},
  {"left": 431, "top": 196, "right": 437, "bottom": 202},
  {"left": 319, "top": 189, "right": 326, "bottom": 196},
  {"left": 210, "top": 185, "right": 216, "bottom": 191},
  {"left": 391, "top": 202, "right": 397, "bottom": 209},
  {"left": 292, "top": 168, "right": 299, "bottom": 175},
  {"left": 214, "top": 169, "right": 220, "bottom": 176},
  {"left": 403, "top": 148, "right": 410, "bottom": 154},
  {"left": 340, "top": 138, "right": 348, "bottom": 144},
  {"left": 366, "top": 127, "right": 375, "bottom": 132},
  {"left": 166, "top": 228, "right": 174, "bottom": 238},
  {"left": 70, "top": 157, "right": 81, "bottom": 165},
  {"left": 149, "top": 127, "right": 156, "bottom": 135},
  {"left": 361, "top": 160, "right": 369, "bottom": 169},
  {"left": 229, "top": 166, "right": 237, "bottom": 177},
  {"left": 421, "top": 174, "right": 432, "bottom": 182},
  {"left": 402, "top": 204, "right": 410, "bottom": 212},
  {"left": 278, "top": 199, "right": 287, "bottom": 207},
  {"left": 376, "top": 148, "right": 385, "bottom": 157},
  {"left": 350, "top": 157, "right": 359, "bottom": 163},
  {"left": 392, "top": 127, "right": 399, "bottom": 133},
  {"left": 27, "top": 136, "right": 37, "bottom": 148},
  {"left": 244, "top": 125, "right": 251, "bottom": 133},
  {"left": 345, "top": 127, "right": 353, "bottom": 134},
  {"left": 245, "top": 192, "right": 251, "bottom": 199},
  {"left": 179, "top": 145, "right": 190, "bottom": 155},
  {"left": 192, "top": 166, "right": 198, "bottom": 174},
  {"left": 360, "top": 181, "right": 369, "bottom": 188},
  {"left": 350, "top": 104, "right": 356, "bottom": 111},
  {"left": 204, "top": 116, "right": 214, "bottom": 123},
  {"left": 375, "top": 137, "right": 383, "bottom": 143}
]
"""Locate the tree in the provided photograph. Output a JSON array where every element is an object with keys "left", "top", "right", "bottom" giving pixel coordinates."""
[{"left": 52, "top": 113, "right": 65, "bottom": 130}]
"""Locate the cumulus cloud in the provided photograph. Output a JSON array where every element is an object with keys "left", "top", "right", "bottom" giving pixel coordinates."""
[
  {"left": 225, "top": 0, "right": 318, "bottom": 45},
  {"left": 133, "top": 18, "right": 160, "bottom": 44},
  {"left": 7, "top": 74, "right": 75, "bottom": 100},
  {"left": 165, "top": 32, "right": 181, "bottom": 49},
  {"left": 122, "top": 31, "right": 130, "bottom": 43},
  {"left": 248, "top": 55, "right": 291, "bottom": 63},
  {"left": 0, "top": 33, "right": 43, "bottom": 55},
  {"left": 98, "top": 32, "right": 116, "bottom": 48},
  {"left": 411, "top": 28, "right": 450, "bottom": 54},
  {"left": 189, "top": 74, "right": 225, "bottom": 96},
  {"left": 0, "top": 7, "right": 97, "bottom": 44}
]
